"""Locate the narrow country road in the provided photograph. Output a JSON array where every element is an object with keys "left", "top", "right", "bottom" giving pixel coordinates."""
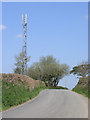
[{"left": 2, "top": 89, "right": 88, "bottom": 118}]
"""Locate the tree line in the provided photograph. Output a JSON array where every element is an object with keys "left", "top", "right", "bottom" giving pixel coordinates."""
[{"left": 14, "top": 51, "right": 89, "bottom": 87}]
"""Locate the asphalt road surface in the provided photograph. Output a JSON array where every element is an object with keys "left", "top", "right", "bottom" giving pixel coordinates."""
[{"left": 2, "top": 89, "right": 88, "bottom": 118}]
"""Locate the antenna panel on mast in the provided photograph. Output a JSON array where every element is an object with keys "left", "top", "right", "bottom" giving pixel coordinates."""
[
  {"left": 22, "top": 14, "right": 23, "bottom": 25},
  {"left": 25, "top": 14, "right": 27, "bottom": 24}
]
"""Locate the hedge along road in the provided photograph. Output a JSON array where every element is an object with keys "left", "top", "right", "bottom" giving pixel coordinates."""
[{"left": 2, "top": 89, "right": 88, "bottom": 118}]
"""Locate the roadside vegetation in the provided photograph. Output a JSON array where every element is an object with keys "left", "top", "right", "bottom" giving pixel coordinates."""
[
  {"left": 14, "top": 54, "right": 70, "bottom": 87},
  {"left": 72, "top": 77, "right": 90, "bottom": 98},
  {"left": 3, "top": 53, "right": 89, "bottom": 111},
  {"left": 48, "top": 86, "right": 68, "bottom": 90},
  {"left": 14, "top": 53, "right": 69, "bottom": 87},
  {"left": 27, "top": 56, "right": 70, "bottom": 87},
  {"left": 2, "top": 75, "right": 68, "bottom": 111},
  {"left": 70, "top": 62, "right": 89, "bottom": 98},
  {"left": 2, "top": 79, "right": 46, "bottom": 111},
  {"left": 72, "top": 86, "right": 89, "bottom": 98}
]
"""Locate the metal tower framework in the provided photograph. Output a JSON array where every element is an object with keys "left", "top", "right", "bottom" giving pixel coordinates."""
[{"left": 22, "top": 14, "right": 27, "bottom": 74}]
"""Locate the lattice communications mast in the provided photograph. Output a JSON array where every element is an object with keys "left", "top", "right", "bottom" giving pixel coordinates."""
[{"left": 22, "top": 14, "right": 27, "bottom": 75}]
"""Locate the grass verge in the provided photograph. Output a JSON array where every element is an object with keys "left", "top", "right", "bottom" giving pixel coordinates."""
[
  {"left": 48, "top": 86, "right": 68, "bottom": 90},
  {"left": 2, "top": 80, "right": 46, "bottom": 111},
  {"left": 2, "top": 80, "right": 68, "bottom": 111},
  {"left": 72, "top": 86, "right": 90, "bottom": 98}
]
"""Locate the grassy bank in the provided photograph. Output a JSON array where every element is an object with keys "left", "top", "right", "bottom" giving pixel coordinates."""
[
  {"left": 72, "top": 86, "right": 89, "bottom": 98},
  {"left": 2, "top": 78, "right": 68, "bottom": 111},
  {"left": 2, "top": 80, "right": 46, "bottom": 111},
  {"left": 0, "top": 91, "right": 2, "bottom": 111}
]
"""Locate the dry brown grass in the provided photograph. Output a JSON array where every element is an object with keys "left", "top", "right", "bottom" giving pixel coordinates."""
[
  {"left": 77, "top": 76, "right": 88, "bottom": 87},
  {"left": 0, "top": 73, "right": 45, "bottom": 90}
]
